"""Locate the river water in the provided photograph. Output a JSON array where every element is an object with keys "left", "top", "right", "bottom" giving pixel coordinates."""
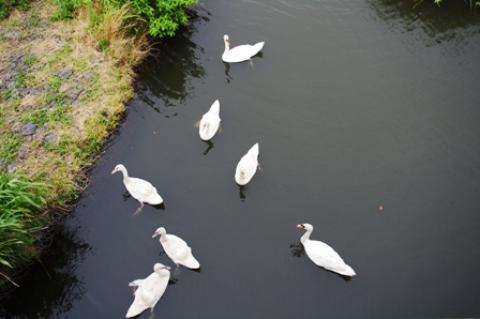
[{"left": 2, "top": 0, "right": 480, "bottom": 318}]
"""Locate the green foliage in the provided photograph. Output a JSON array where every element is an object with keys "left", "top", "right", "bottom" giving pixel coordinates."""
[
  {"left": 52, "top": 0, "right": 197, "bottom": 37},
  {"left": 51, "top": 0, "right": 84, "bottom": 20},
  {"left": 0, "top": 173, "right": 48, "bottom": 268},
  {"left": 0, "top": 0, "right": 30, "bottom": 19},
  {"left": 0, "top": 132, "right": 21, "bottom": 164},
  {"left": 97, "top": 38, "right": 110, "bottom": 51},
  {"left": 128, "top": 0, "right": 197, "bottom": 37}
]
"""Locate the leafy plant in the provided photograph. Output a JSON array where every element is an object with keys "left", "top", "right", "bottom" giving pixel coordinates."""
[
  {"left": 0, "top": 173, "right": 48, "bottom": 269},
  {"left": 0, "top": 0, "right": 30, "bottom": 19},
  {"left": 51, "top": 0, "right": 197, "bottom": 37},
  {"left": 127, "top": 0, "right": 197, "bottom": 37}
]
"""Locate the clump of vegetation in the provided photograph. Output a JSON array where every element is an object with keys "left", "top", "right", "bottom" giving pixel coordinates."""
[
  {"left": 0, "top": 0, "right": 30, "bottom": 19},
  {"left": 52, "top": 0, "right": 197, "bottom": 38},
  {"left": 0, "top": 174, "right": 47, "bottom": 284}
]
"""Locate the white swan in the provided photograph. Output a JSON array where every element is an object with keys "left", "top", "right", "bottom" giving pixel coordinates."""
[
  {"left": 126, "top": 263, "right": 170, "bottom": 318},
  {"left": 222, "top": 34, "right": 265, "bottom": 63},
  {"left": 111, "top": 164, "right": 163, "bottom": 213},
  {"left": 297, "top": 223, "right": 356, "bottom": 277},
  {"left": 152, "top": 227, "right": 200, "bottom": 270},
  {"left": 235, "top": 143, "right": 259, "bottom": 186},
  {"left": 196, "top": 99, "right": 221, "bottom": 141}
]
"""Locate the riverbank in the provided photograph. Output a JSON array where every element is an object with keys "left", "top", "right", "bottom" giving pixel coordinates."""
[{"left": 0, "top": 0, "right": 148, "bottom": 286}]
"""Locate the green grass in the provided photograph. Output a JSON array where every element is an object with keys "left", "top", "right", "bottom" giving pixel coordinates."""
[
  {"left": 0, "top": 132, "right": 21, "bottom": 163},
  {"left": 0, "top": 0, "right": 30, "bottom": 20},
  {"left": 0, "top": 173, "right": 48, "bottom": 269},
  {"left": 20, "top": 75, "right": 73, "bottom": 126}
]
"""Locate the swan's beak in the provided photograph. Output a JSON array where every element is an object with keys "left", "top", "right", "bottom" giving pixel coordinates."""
[
  {"left": 296, "top": 224, "right": 304, "bottom": 229},
  {"left": 152, "top": 232, "right": 158, "bottom": 238},
  {"left": 163, "top": 266, "right": 171, "bottom": 271},
  {"left": 111, "top": 168, "right": 116, "bottom": 175}
]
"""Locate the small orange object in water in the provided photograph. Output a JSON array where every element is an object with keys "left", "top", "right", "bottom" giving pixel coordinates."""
[{"left": 378, "top": 205, "right": 384, "bottom": 211}]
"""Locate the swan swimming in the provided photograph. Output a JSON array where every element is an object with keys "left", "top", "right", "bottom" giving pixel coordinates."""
[
  {"left": 296, "top": 223, "right": 356, "bottom": 277},
  {"left": 222, "top": 34, "right": 265, "bottom": 63},
  {"left": 111, "top": 164, "right": 163, "bottom": 214},
  {"left": 126, "top": 263, "right": 170, "bottom": 318},
  {"left": 152, "top": 227, "right": 201, "bottom": 270},
  {"left": 196, "top": 99, "right": 221, "bottom": 141},
  {"left": 235, "top": 143, "right": 259, "bottom": 186}
]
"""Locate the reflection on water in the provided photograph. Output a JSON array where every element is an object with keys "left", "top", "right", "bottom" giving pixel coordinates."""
[
  {"left": 136, "top": 10, "right": 209, "bottom": 113},
  {"left": 369, "top": 0, "right": 480, "bottom": 45},
  {"left": 0, "top": 221, "right": 90, "bottom": 318}
]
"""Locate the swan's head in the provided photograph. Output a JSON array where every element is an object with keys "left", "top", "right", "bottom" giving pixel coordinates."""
[
  {"left": 296, "top": 223, "right": 313, "bottom": 231},
  {"left": 111, "top": 164, "right": 126, "bottom": 175},
  {"left": 152, "top": 227, "right": 167, "bottom": 238},
  {"left": 223, "top": 34, "right": 230, "bottom": 43},
  {"left": 153, "top": 263, "right": 171, "bottom": 275}
]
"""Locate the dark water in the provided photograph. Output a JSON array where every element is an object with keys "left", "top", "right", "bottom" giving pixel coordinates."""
[{"left": 2, "top": 0, "right": 480, "bottom": 318}]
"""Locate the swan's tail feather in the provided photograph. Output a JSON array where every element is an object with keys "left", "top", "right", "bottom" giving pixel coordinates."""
[
  {"left": 146, "top": 192, "right": 163, "bottom": 205},
  {"left": 251, "top": 41, "right": 265, "bottom": 57},
  {"left": 183, "top": 256, "right": 201, "bottom": 269},
  {"left": 210, "top": 99, "right": 220, "bottom": 115},
  {"left": 250, "top": 143, "right": 259, "bottom": 158},
  {"left": 339, "top": 264, "right": 356, "bottom": 277},
  {"left": 126, "top": 301, "right": 147, "bottom": 318}
]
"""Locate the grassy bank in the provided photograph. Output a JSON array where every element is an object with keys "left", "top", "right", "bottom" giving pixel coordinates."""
[{"left": 0, "top": 0, "right": 195, "bottom": 286}]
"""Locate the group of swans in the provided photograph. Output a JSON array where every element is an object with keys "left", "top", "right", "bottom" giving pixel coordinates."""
[
  {"left": 126, "top": 227, "right": 200, "bottom": 317},
  {"left": 111, "top": 35, "right": 355, "bottom": 318}
]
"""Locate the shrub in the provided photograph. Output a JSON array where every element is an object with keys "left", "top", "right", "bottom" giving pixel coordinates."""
[
  {"left": 52, "top": 0, "right": 197, "bottom": 37},
  {"left": 52, "top": 0, "right": 84, "bottom": 19},
  {"left": 0, "top": 0, "right": 30, "bottom": 19},
  {"left": 127, "top": 0, "right": 197, "bottom": 37}
]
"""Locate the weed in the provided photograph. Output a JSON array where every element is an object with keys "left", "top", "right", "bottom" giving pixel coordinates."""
[{"left": 0, "top": 133, "right": 21, "bottom": 163}]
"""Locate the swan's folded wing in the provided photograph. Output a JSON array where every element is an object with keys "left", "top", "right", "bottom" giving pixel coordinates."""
[
  {"left": 305, "top": 241, "right": 346, "bottom": 269},
  {"left": 127, "top": 178, "right": 157, "bottom": 199}
]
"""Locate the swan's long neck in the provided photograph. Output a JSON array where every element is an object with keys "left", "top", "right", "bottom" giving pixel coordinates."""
[
  {"left": 119, "top": 167, "right": 129, "bottom": 182},
  {"left": 300, "top": 228, "right": 313, "bottom": 244},
  {"left": 159, "top": 233, "right": 167, "bottom": 243},
  {"left": 224, "top": 40, "right": 230, "bottom": 54}
]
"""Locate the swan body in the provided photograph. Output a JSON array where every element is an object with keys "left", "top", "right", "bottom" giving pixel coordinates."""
[
  {"left": 198, "top": 99, "right": 221, "bottom": 141},
  {"left": 126, "top": 263, "right": 170, "bottom": 318},
  {"left": 111, "top": 164, "right": 163, "bottom": 206},
  {"left": 235, "top": 143, "right": 259, "bottom": 186},
  {"left": 152, "top": 227, "right": 200, "bottom": 269},
  {"left": 296, "top": 223, "right": 356, "bottom": 277},
  {"left": 222, "top": 34, "right": 265, "bottom": 63}
]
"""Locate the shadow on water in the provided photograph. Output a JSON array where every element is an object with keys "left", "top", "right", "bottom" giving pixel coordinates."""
[
  {"left": 369, "top": 0, "right": 480, "bottom": 45},
  {"left": 0, "top": 222, "right": 91, "bottom": 318},
  {"left": 135, "top": 10, "right": 209, "bottom": 113},
  {"left": 222, "top": 52, "right": 263, "bottom": 83},
  {"left": 289, "top": 242, "right": 305, "bottom": 258},
  {"left": 238, "top": 185, "right": 247, "bottom": 201},
  {"left": 202, "top": 140, "right": 214, "bottom": 155}
]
